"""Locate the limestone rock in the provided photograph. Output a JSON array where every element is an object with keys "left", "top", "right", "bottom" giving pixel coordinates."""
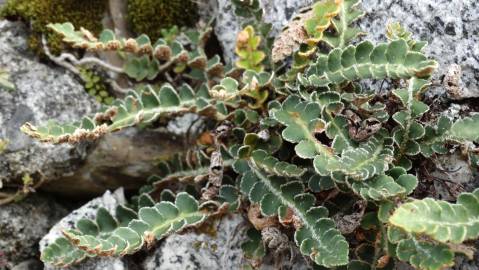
[{"left": 0, "top": 195, "right": 67, "bottom": 268}]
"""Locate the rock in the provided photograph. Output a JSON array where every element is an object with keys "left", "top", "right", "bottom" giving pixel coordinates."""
[
  {"left": 142, "top": 213, "right": 310, "bottom": 270},
  {"left": 209, "top": 0, "right": 314, "bottom": 63},
  {"left": 142, "top": 214, "right": 248, "bottom": 269},
  {"left": 40, "top": 128, "right": 187, "bottom": 199},
  {"left": 11, "top": 259, "right": 43, "bottom": 270},
  {"left": 208, "top": 0, "right": 478, "bottom": 98},
  {"left": 0, "top": 20, "right": 99, "bottom": 186},
  {"left": 431, "top": 151, "right": 474, "bottom": 201},
  {"left": 0, "top": 19, "right": 187, "bottom": 198},
  {"left": 443, "top": 64, "right": 473, "bottom": 100},
  {"left": 40, "top": 188, "right": 128, "bottom": 270},
  {"left": 0, "top": 195, "right": 68, "bottom": 268},
  {"left": 361, "top": 0, "right": 479, "bottom": 98}
]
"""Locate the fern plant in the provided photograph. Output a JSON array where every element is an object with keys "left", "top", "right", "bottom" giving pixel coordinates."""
[{"left": 21, "top": 0, "right": 479, "bottom": 269}]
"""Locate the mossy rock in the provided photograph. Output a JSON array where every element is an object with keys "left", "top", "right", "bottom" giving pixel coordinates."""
[
  {"left": 0, "top": 0, "right": 107, "bottom": 55},
  {"left": 128, "top": 0, "right": 199, "bottom": 40}
]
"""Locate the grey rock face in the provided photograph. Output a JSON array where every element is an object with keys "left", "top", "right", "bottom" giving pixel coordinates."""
[
  {"left": 0, "top": 195, "right": 67, "bottom": 268},
  {"left": 40, "top": 189, "right": 128, "bottom": 270},
  {"left": 361, "top": 0, "right": 479, "bottom": 97},
  {"left": 0, "top": 20, "right": 187, "bottom": 197},
  {"left": 210, "top": 0, "right": 478, "bottom": 97},
  {"left": 142, "top": 214, "right": 249, "bottom": 270},
  {"left": 0, "top": 20, "right": 99, "bottom": 186}
]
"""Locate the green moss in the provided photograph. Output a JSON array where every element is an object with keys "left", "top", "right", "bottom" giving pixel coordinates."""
[
  {"left": 127, "top": 0, "right": 198, "bottom": 40},
  {"left": 80, "top": 68, "right": 114, "bottom": 105},
  {"left": 0, "top": 0, "right": 107, "bottom": 55}
]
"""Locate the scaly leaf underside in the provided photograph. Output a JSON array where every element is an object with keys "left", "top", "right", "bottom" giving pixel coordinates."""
[
  {"left": 43, "top": 193, "right": 209, "bottom": 266},
  {"left": 21, "top": 84, "right": 220, "bottom": 144}
]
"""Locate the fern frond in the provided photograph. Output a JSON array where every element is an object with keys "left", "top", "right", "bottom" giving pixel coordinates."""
[
  {"left": 449, "top": 114, "right": 479, "bottom": 142},
  {"left": 235, "top": 25, "right": 266, "bottom": 72},
  {"left": 315, "top": 130, "right": 394, "bottom": 179},
  {"left": 389, "top": 188, "right": 479, "bottom": 244},
  {"left": 41, "top": 203, "right": 139, "bottom": 267},
  {"left": 395, "top": 237, "right": 455, "bottom": 270},
  {"left": 48, "top": 23, "right": 223, "bottom": 82},
  {"left": 322, "top": 0, "right": 365, "bottom": 48},
  {"left": 349, "top": 173, "right": 417, "bottom": 201},
  {"left": 271, "top": 95, "right": 334, "bottom": 159},
  {"left": 21, "top": 84, "right": 221, "bottom": 144},
  {"left": 57, "top": 193, "right": 210, "bottom": 260},
  {"left": 250, "top": 149, "right": 306, "bottom": 177},
  {"left": 240, "top": 166, "right": 349, "bottom": 267},
  {"left": 300, "top": 40, "right": 438, "bottom": 87},
  {"left": 387, "top": 227, "right": 455, "bottom": 270}
]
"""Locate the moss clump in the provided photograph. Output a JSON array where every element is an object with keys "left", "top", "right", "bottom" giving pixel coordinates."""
[
  {"left": 0, "top": 0, "right": 107, "bottom": 55},
  {"left": 127, "top": 0, "right": 198, "bottom": 40},
  {"left": 79, "top": 68, "right": 114, "bottom": 105}
]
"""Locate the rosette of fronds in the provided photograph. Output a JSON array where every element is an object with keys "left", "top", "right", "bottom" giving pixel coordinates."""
[{"left": 23, "top": 1, "right": 479, "bottom": 270}]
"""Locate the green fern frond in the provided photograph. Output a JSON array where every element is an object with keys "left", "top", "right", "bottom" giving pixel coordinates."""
[
  {"left": 315, "top": 130, "right": 394, "bottom": 179},
  {"left": 41, "top": 203, "right": 139, "bottom": 267},
  {"left": 46, "top": 193, "right": 211, "bottom": 263},
  {"left": 21, "top": 84, "right": 222, "bottom": 144},
  {"left": 271, "top": 95, "right": 334, "bottom": 159},
  {"left": 240, "top": 165, "right": 349, "bottom": 267},
  {"left": 300, "top": 39, "right": 438, "bottom": 87},
  {"left": 389, "top": 188, "right": 479, "bottom": 244},
  {"left": 322, "top": 0, "right": 365, "bottom": 48}
]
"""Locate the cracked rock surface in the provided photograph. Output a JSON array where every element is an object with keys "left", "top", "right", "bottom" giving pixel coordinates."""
[
  {"left": 0, "top": 20, "right": 99, "bottom": 186},
  {"left": 210, "top": 0, "right": 478, "bottom": 98},
  {"left": 0, "top": 195, "right": 67, "bottom": 268}
]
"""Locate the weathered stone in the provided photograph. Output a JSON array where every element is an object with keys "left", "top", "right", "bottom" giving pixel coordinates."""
[
  {"left": 431, "top": 151, "right": 474, "bottom": 201},
  {"left": 40, "top": 128, "right": 187, "bottom": 198},
  {"left": 0, "top": 20, "right": 99, "bottom": 187},
  {"left": 142, "top": 214, "right": 248, "bottom": 269},
  {"left": 0, "top": 195, "right": 67, "bottom": 268},
  {"left": 209, "top": 0, "right": 478, "bottom": 99},
  {"left": 40, "top": 189, "right": 128, "bottom": 270},
  {"left": 361, "top": 0, "right": 479, "bottom": 98},
  {"left": 142, "top": 213, "right": 310, "bottom": 270},
  {"left": 0, "top": 19, "right": 188, "bottom": 198}
]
